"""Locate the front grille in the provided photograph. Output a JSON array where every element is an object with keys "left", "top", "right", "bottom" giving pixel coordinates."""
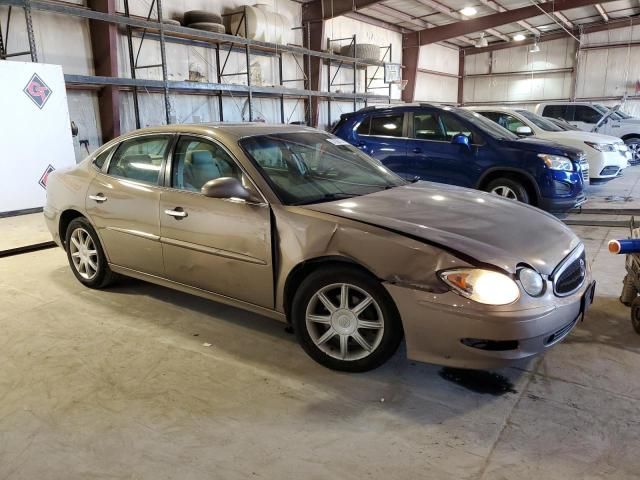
[
  {"left": 544, "top": 318, "right": 578, "bottom": 346},
  {"left": 554, "top": 249, "right": 586, "bottom": 296},
  {"left": 600, "top": 166, "right": 621, "bottom": 176},
  {"left": 578, "top": 155, "right": 590, "bottom": 182}
]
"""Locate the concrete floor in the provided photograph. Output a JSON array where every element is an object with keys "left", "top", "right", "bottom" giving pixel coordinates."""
[
  {"left": 1, "top": 223, "right": 639, "bottom": 480},
  {"left": 0, "top": 212, "right": 51, "bottom": 252}
]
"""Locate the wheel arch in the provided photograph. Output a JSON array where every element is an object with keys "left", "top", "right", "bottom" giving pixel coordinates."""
[
  {"left": 282, "top": 255, "right": 381, "bottom": 323},
  {"left": 621, "top": 133, "right": 640, "bottom": 142},
  {"left": 59, "top": 209, "right": 86, "bottom": 250},
  {"left": 476, "top": 168, "right": 540, "bottom": 206}
]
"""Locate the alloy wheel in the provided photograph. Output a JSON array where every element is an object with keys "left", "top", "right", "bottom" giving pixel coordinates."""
[
  {"left": 490, "top": 185, "right": 518, "bottom": 200},
  {"left": 628, "top": 142, "right": 640, "bottom": 164},
  {"left": 69, "top": 227, "right": 99, "bottom": 280},
  {"left": 305, "top": 283, "right": 385, "bottom": 361}
]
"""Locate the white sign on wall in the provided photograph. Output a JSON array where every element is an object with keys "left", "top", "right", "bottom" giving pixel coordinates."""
[{"left": 0, "top": 61, "right": 76, "bottom": 215}]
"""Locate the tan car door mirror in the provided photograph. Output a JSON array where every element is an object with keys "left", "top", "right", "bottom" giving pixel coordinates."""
[{"left": 201, "top": 177, "right": 254, "bottom": 201}]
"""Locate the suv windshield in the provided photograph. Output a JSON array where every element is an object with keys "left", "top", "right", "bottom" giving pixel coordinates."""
[
  {"left": 240, "top": 132, "right": 406, "bottom": 206},
  {"left": 450, "top": 108, "right": 518, "bottom": 140},
  {"left": 516, "top": 109, "right": 563, "bottom": 132}
]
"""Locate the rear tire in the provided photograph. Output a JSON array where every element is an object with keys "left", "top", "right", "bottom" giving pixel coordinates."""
[
  {"left": 485, "top": 177, "right": 530, "bottom": 204},
  {"left": 65, "top": 217, "right": 116, "bottom": 289},
  {"left": 631, "top": 297, "right": 640, "bottom": 334},
  {"left": 292, "top": 266, "right": 403, "bottom": 372}
]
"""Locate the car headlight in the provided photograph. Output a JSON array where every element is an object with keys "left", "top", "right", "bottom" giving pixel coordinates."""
[
  {"left": 584, "top": 141, "right": 615, "bottom": 152},
  {"left": 440, "top": 269, "right": 520, "bottom": 305},
  {"left": 518, "top": 267, "right": 544, "bottom": 296},
  {"left": 538, "top": 154, "right": 574, "bottom": 171}
]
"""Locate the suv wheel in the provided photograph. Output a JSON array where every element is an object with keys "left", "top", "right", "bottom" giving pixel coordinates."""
[
  {"left": 624, "top": 137, "right": 640, "bottom": 165},
  {"left": 292, "top": 267, "right": 403, "bottom": 372},
  {"left": 486, "top": 177, "right": 530, "bottom": 204}
]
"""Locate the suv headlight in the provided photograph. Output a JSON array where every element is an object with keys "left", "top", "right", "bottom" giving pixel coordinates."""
[
  {"left": 584, "top": 141, "right": 615, "bottom": 152},
  {"left": 440, "top": 269, "right": 520, "bottom": 305},
  {"left": 538, "top": 154, "right": 574, "bottom": 171},
  {"left": 518, "top": 267, "right": 544, "bottom": 296}
]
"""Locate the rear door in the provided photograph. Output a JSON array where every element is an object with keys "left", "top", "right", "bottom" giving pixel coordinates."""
[
  {"left": 354, "top": 112, "right": 410, "bottom": 178},
  {"left": 405, "top": 110, "right": 477, "bottom": 187},
  {"left": 86, "top": 134, "right": 172, "bottom": 276}
]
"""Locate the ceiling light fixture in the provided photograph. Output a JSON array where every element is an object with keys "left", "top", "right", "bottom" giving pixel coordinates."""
[
  {"left": 460, "top": 6, "right": 478, "bottom": 16},
  {"left": 475, "top": 32, "right": 488, "bottom": 48},
  {"left": 513, "top": 33, "right": 526, "bottom": 41},
  {"left": 529, "top": 38, "right": 540, "bottom": 52}
]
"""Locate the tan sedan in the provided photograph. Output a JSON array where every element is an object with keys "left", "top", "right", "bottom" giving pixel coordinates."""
[{"left": 45, "top": 124, "right": 595, "bottom": 372}]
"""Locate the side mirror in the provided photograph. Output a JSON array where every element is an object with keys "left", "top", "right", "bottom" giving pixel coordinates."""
[
  {"left": 515, "top": 126, "right": 533, "bottom": 136},
  {"left": 451, "top": 133, "right": 471, "bottom": 148},
  {"left": 201, "top": 177, "right": 256, "bottom": 202}
]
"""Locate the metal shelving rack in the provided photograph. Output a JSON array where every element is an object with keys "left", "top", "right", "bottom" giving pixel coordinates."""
[
  {"left": 325, "top": 35, "right": 393, "bottom": 127},
  {"left": 0, "top": 0, "right": 37, "bottom": 61},
  {"left": 2, "top": 0, "right": 392, "bottom": 127}
]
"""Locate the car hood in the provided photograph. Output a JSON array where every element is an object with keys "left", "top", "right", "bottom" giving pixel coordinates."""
[
  {"left": 304, "top": 182, "right": 580, "bottom": 275},
  {"left": 541, "top": 130, "right": 622, "bottom": 144},
  {"left": 501, "top": 137, "right": 583, "bottom": 157}
]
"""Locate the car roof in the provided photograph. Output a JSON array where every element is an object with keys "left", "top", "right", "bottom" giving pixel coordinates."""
[{"left": 122, "top": 123, "right": 320, "bottom": 141}]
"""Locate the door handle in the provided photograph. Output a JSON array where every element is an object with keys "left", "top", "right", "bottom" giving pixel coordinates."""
[
  {"left": 164, "top": 208, "right": 188, "bottom": 219},
  {"left": 89, "top": 194, "right": 107, "bottom": 203},
  {"left": 412, "top": 147, "right": 422, "bottom": 153}
]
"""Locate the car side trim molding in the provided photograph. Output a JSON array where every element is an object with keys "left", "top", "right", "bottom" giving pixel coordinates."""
[
  {"left": 160, "top": 236, "right": 267, "bottom": 265},
  {"left": 106, "top": 226, "right": 160, "bottom": 241},
  {"left": 109, "top": 264, "right": 284, "bottom": 320}
]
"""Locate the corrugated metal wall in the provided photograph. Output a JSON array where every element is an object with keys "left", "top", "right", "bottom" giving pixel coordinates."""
[{"left": 414, "top": 43, "right": 459, "bottom": 103}]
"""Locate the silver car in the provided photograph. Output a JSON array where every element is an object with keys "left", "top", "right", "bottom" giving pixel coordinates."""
[{"left": 44, "top": 124, "right": 595, "bottom": 372}]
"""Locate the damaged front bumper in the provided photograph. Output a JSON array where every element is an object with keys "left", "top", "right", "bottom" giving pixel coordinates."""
[{"left": 384, "top": 274, "right": 594, "bottom": 370}]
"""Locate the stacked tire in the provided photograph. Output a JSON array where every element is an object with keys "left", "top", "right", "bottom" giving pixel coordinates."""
[
  {"left": 339, "top": 43, "right": 380, "bottom": 61},
  {"left": 184, "top": 10, "right": 226, "bottom": 34}
]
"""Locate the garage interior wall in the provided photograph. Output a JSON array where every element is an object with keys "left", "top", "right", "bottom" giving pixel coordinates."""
[
  {"left": 463, "top": 25, "right": 640, "bottom": 116},
  {"left": 414, "top": 43, "right": 459, "bottom": 103}
]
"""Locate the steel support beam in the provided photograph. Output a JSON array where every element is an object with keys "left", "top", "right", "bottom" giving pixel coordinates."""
[
  {"left": 303, "top": 0, "right": 386, "bottom": 21},
  {"left": 401, "top": 31, "right": 419, "bottom": 103},
  {"left": 87, "top": 0, "right": 120, "bottom": 142},
  {"left": 457, "top": 50, "right": 464, "bottom": 104},
  {"left": 463, "top": 16, "right": 635, "bottom": 55},
  {"left": 302, "top": 0, "right": 324, "bottom": 127},
  {"left": 414, "top": 0, "right": 615, "bottom": 45}
]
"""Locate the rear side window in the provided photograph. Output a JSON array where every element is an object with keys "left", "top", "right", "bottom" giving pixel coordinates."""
[
  {"left": 574, "top": 106, "right": 601, "bottom": 124},
  {"left": 93, "top": 147, "right": 112, "bottom": 170},
  {"left": 108, "top": 136, "right": 170, "bottom": 185},
  {"left": 542, "top": 105, "right": 569, "bottom": 120},
  {"left": 369, "top": 114, "right": 404, "bottom": 137}
]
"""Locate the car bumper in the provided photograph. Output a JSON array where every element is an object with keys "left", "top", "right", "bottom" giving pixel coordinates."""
[
  {"left": 539, "top": 192, "right": 587, "bottom": 212},
  {"left": 384, "top": 275, "right": 594, "bottom": 370},
  {"left": 43, "top": 205, "right": 63, "bottom": 247},
  {"left": 586, "top": 150, "right": 628, "bottom": 179}
]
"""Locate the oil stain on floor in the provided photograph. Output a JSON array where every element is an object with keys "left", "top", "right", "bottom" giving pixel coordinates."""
[{"left": 439, "top": 368, "right": 517, "bottom": 395}]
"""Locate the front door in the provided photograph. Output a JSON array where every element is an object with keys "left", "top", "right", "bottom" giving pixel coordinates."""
[
  {"left": 571, "top": 105, "right": 601, "bottom": 132},
  {"left": 86, "top": 134, "right": 172, "bottom": 276},
  {"left": 406, "top": 110, "right": 476, "bottom": 187},
  {"left": 159, "top": 135, "right": 273, "bottom": 308}
]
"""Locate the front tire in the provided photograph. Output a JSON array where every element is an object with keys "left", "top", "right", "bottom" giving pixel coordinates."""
[
  {"left": 65, "top": 217, "right": 116, "bottom": 289},
  {"left": 624, "top": 137, "right": 640, "bottom": 165},
  {"left": 631, "top": 297, "right": 640, "bottom": 334},
  {"left": 485, "top": 177, "right": 530, "bottom": 204},
  {"left": 292, "top": 267, "right": 403, "bottom": 372}
]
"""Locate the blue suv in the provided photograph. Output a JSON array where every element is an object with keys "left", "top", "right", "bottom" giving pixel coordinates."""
[{"left": 333, "top": 104, "right": 588, "bottom": 211}]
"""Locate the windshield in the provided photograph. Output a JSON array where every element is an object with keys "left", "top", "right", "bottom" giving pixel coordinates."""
[
  {"left": 240, "top": 132, "right": 406, "bottom": 206},
  {"left": 516, "top": 109, "right": 563, "bottom": 132},
  {"left": 449, "top": 108, "right": 519, "bottom": 140}
]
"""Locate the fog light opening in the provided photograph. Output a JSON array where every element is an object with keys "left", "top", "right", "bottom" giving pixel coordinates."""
[{"left": 461, "top": 338, "right": 519, "bottom": 351}]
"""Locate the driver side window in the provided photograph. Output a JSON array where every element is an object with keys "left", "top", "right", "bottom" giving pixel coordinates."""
[{"left": 172, "top": 137, "right": 242, "bottom": 192}]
